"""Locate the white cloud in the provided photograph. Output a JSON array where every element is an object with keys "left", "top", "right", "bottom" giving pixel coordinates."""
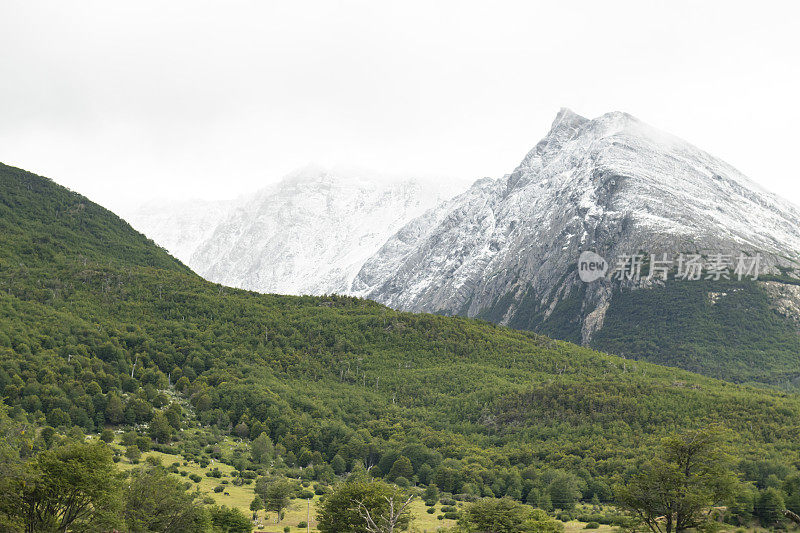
[{"left": 0, "top": 0, "right": 798, "bottom": 211}]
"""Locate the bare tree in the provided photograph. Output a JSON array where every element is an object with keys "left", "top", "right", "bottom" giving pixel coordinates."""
[{"left": 355, "top": 494, "right": 415, "bottom": 533}]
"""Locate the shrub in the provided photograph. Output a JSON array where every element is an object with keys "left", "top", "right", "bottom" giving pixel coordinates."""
[{"left": 585, "top": 522, "right": 600, "bottom": 529}]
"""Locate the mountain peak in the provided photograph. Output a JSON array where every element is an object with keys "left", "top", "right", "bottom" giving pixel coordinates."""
[{"left": 551, "top": 107, "right": 589, "bottom": 131}]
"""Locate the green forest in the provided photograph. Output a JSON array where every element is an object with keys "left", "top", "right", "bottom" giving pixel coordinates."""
[{"left": 2, "top": 162, "right": 800, "bottom": 532}]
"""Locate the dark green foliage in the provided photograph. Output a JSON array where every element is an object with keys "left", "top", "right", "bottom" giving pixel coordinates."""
[
  {"left": 3, "top": 441, "right": 122, "bottom": 531},
  {"left": 459, "top": 498, "right": 563, "bottom": 533},
  {"left": 3, "top": 163, "right": 800, "bottom": 512},
  {"left": 149, "top": 411, "right": 172, "bottom": 443},
  {"left": 616, "top": 428, "right": 738, "bottom": 533},
  {"left": 388, "top": 456, "right": 414, "bottom": 481},
  {"left": 255, "top": 477, "right": 295, "bottom": 517},
  {"left": 592, "top": 278, "right": 800, "bottom": 386},
  {"left": 123, "top": 465, "right": 209, "bottom": 532},
  {"left": 0, "top": 162, "right": 187, "bottom": 273},
  {"left": 208, "top": 505, "right": 252, "bottom": 533},
  {"left": 756, "top": 488, "right": 785, "bottom": 528},
  {"left": 481, "top": 271, "right": 800, "bottom": 388},
  {"left": 100, "top": 428, "right": 115, "bottom": 443}
]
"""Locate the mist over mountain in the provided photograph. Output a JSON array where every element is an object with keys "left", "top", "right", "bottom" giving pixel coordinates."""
[{"left": 125, "top": 166, "right": 464, "bottom": 295}]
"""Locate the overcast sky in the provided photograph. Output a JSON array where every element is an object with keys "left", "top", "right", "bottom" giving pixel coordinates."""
[{"left": 1, "top": 1, "right": 798, "bottom": 212}]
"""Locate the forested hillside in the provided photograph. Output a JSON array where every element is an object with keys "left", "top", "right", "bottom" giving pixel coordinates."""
[{"left": 2, "top": 162, "right": 800, "bottom": 521}]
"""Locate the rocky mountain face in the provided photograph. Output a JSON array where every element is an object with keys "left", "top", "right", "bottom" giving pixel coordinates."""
[
  {"left": 351, "top": 109, "right": 800, "bottom": 384},
  {"left": 125, "top": 167, "right": 462, "bottom": 295},
  {"left": 126, "top": 110, "right": 800, "bottom": 385}
]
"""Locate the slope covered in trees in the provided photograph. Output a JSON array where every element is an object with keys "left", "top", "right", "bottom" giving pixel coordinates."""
[{"left": 2, "top": 162, "right": 800, "bottom": 509}]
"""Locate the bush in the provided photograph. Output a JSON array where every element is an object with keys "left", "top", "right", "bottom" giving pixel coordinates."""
[
  {"left": 443, "top": 511, "right": 460, "bottom": 520},
  {"left": 298, "top": 522, "right": 307, "bottom": 528},
  {"left": 298, "top": 489, "right": 315, "bottom": 499},
  {"left": 189, "top": 473, "right": 202, "bottom": 483},
  {"left": 427, "top": 507, "right": 436, "bottom": 514},
  {"left": 100, "top": 429, "right": 115, "bottom": 443},
  {"left": 585, "top": 523, "right": 600, "bottom": 529}
]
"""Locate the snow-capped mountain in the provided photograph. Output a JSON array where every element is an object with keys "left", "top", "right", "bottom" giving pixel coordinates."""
[
  {"left": 352, "top": 109, "right": 800, "bottom": 348},
  {"left": 126, "top": 167, "right": 463, "bottom": 295},
  {"left": 126, "top": 110, "right": 800, "bottom": 385}
]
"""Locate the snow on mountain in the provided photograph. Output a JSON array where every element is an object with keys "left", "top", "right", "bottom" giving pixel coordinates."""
[
  {"left": 352, "top": 109, "right": 800, "bottom": 342},
  {"left": 126, "top": 166, "right": 464, "bottom": 295},
  {"left": 123, "top": 199, "right": 234, "bottom": 266}
]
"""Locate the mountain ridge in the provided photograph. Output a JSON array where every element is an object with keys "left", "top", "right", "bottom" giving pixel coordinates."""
[{"left": 351, "top": 110, "right": 800, "bottom": 386}]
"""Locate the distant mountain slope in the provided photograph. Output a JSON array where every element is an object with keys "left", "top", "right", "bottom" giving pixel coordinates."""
[
  {"left": 125, "top": 166, "right": 462, "bottom": 295},
  {"left": 0, "top": 162, "right": 188, "bottom": 273},
  {"left": 352, "top": 110, "right": 800, "bottom": 386},
  {"left": 4, "top": 162, "right": 800, "bottom": 498}
]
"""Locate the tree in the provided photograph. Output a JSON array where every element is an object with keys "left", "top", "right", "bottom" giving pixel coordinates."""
[
  {"left": 123, "top": 465, "right": 209, "bottom": 532},
  {"left": 783, "top": 474, "right": 800, "bottom": 515},
  {"left": 460, "top": 498, "right": 533, "bottom": 533},
  {"left": 423, "top": 483, "right": 439, "bottom": 503},
  {"left": 16, "top": 442, "right": 122, "bottom": 531},
  {"left": 356, "top": 493, "right": 414, "bottom": 533},
  {"left": 756, "top": 488, "right": 785, "bottom": 528},
  {"left": 39, "top": 425, "right": 57, "bottom": 448},
  {"left": 251, "top": 432, "right": 274, "bottom": 464},
  {"left": 47, "top": 407, "right": 71, "bottom": 428},
  {"left": 250, "top": 495, "right": 265, "bottom": 513},
  {"left": 256, "top": 477, "right": 295, "bottom": 522},
  {"left": 521, "top": 509, "right": 565, "bottom": 533},
  {"left": 548, "top": 472, "right": 582, "bottom": 510},
  {"left": 126, "top": 444, "right": 142, "bottom": 463},
  {"left": 387, "top": 456, "right": 414, "bottom": 481},
  {"left": 106, "top": 392, "right": 126, "bottom": 425},
  {"left": 234, "top": 421, "right": 249, "bottom": 439},
  {"left": 332, "top": 454, "right": 347, "bottom": 475},
  {"left": 318, "top": 479, "right": 412, "bottom": 533},
  {"left": 164, "top": 402, "right": 182, "bottom": 430},
  {"left": 100, "top": 428, "right": 115, "bottom": 443},
  {"left": 149, "top": 411, "right": 173, "bottom": 443},
  {"left": 616, "top": 427, "right": 737, "bottom": 533},
  {"left": 208, "top": 505, "right": 253, "bottom": 532}
]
